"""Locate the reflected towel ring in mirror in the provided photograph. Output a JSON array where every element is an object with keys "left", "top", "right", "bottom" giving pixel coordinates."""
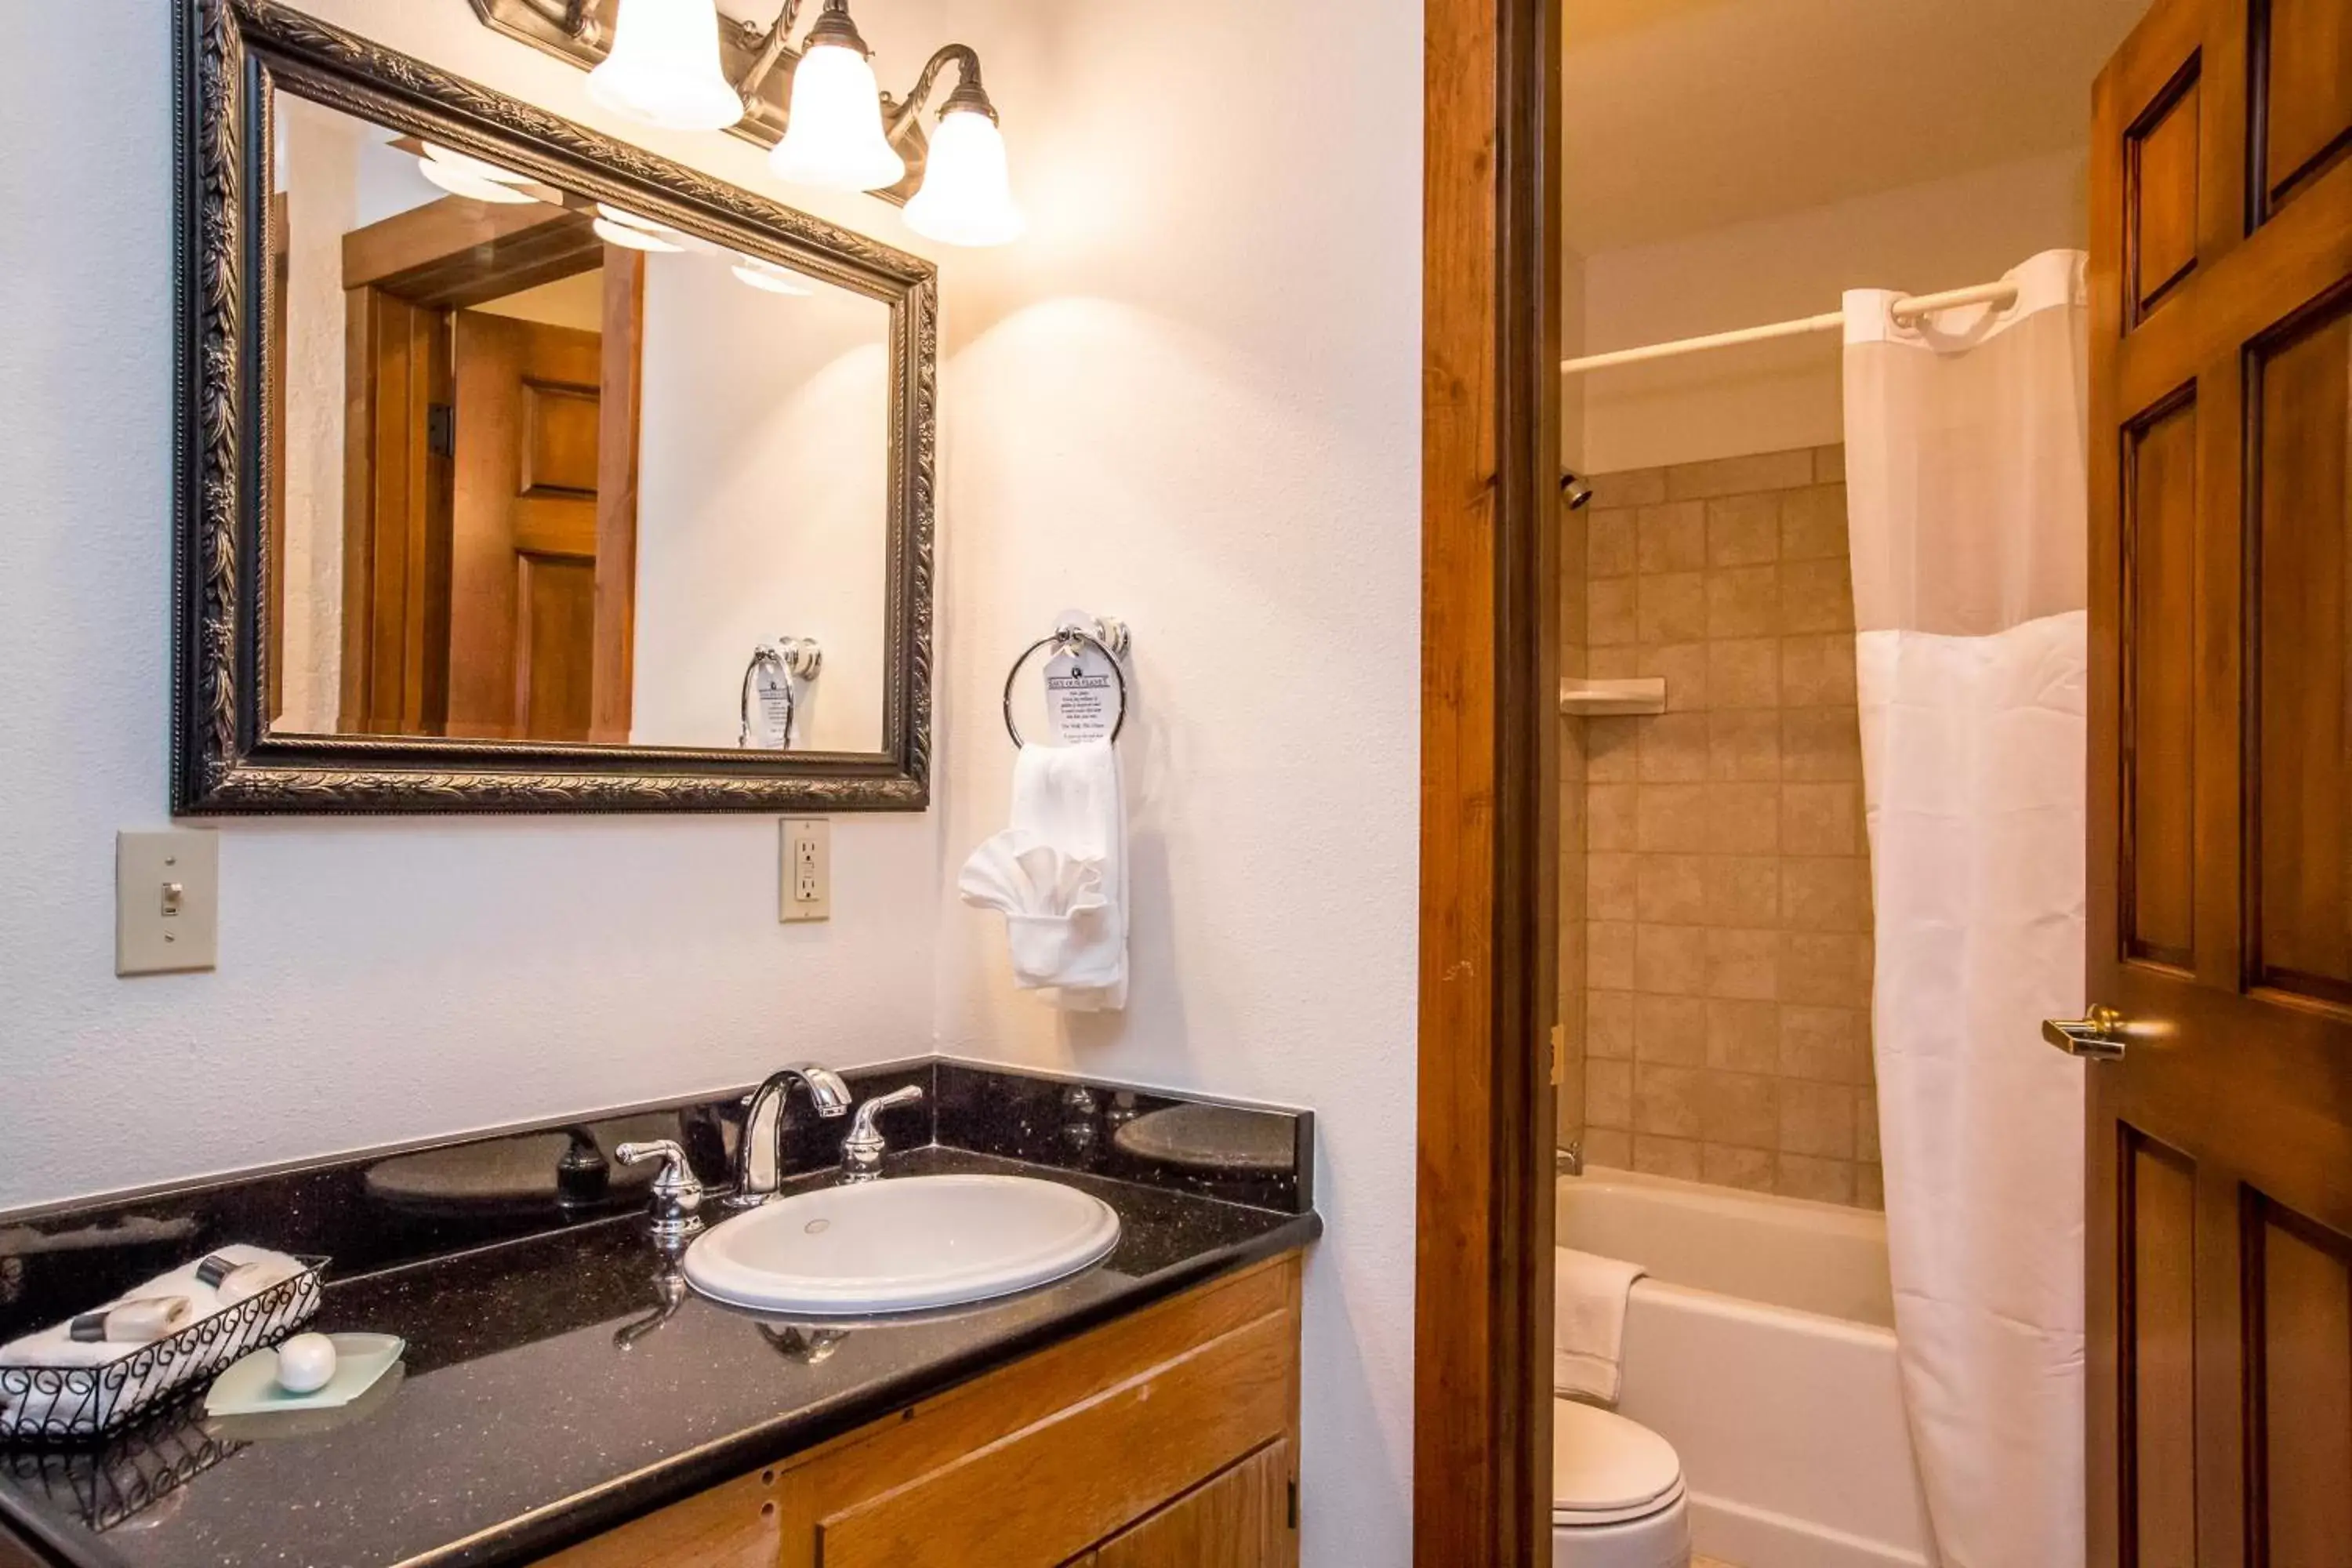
[
  {"left": 1001, "top": 631, "right": 1128, "bottom": 748},
  {"left": 739, "top": 637, "right": 822, "bottom": 750}
]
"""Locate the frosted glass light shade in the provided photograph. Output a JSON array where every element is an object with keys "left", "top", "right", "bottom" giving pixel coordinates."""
[
  {"left": 593, "top": 213, "right": 684, "bottom": 252},
  {"left": 731, "top": 256, "right": 815, "bottom": 295},
  {"left": 419, "top": 155, "right": 539, "bottom": 205},
  {"left": 423, "top": 143, "right": 531, "bottom": 185},
  {"left": 587, "top": 0, "right": 744, "bottom": 133},
  {"left": 769, "top": 43, "right": 904, "bottom": 191},
  {"left": 902, "top": 109, "right": 1025, "bottom": 247}
]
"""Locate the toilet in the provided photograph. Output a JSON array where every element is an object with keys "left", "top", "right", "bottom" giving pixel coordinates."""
[{"left": 1552, "top": 1398, "right": 1691, "bottom": 1568}]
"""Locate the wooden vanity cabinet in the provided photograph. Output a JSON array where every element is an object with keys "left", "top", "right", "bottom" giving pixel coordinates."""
[{"left": 537, "top": 1251, "right": 1303, "bottom": 1568}]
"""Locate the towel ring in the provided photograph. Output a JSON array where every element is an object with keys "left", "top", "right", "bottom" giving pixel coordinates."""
[{"left": 1002, "top": 630, "right": 1128, "bottom": 747}]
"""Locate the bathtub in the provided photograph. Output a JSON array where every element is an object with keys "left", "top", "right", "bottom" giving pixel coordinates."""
[{"left": 1559, "top": 1167, "right": 1936, "bottom": 1568}]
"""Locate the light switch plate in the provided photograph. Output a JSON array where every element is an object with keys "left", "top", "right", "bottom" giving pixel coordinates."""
[
  {"left": 779, "top": 818, "right": 829, "bottom": 923},
  {"left": 117, "top": 829, "right": 219, "bottom": 975}
]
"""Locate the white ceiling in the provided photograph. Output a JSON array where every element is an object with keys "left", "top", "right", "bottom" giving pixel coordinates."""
[{"left": 1563, "top": 0, "right": 2152, "bottom": 252}]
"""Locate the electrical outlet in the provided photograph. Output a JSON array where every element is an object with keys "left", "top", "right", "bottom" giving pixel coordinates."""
[
  {"left": 780, "top": 818, "right": 829, "bottom": 922},
  {"left": 117, "top": 829, "right": 220, "bottom": 975}
]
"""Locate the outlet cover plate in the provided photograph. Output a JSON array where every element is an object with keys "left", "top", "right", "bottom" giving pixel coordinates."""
[{"left": 780, "top": 818, "right": 829, "bottom": 923}]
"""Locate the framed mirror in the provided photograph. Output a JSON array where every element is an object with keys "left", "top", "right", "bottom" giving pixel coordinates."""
[{"left": 173, "top": 0, "right": 935, "bottom": 814}]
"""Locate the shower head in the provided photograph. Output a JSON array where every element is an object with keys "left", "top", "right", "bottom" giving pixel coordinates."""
[{"left": 1560, "top": 470, "right": 1594, "bottom": 510}]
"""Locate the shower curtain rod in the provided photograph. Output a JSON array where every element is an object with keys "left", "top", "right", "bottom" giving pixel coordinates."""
[{"left": 1559, "top": 277, "right": 2022, "bottom": 376}]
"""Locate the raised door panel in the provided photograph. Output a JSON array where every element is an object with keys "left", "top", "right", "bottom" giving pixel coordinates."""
[
  {"left": 2121, "top": 391, "right": 2200, "bottom": 972},
  {"left": 2130, "top": 61, "right": 2204, "bottom": 320},
  {"left": 1096, "top": 1442, "right": 1294, "bottom": 1568},
  {"left": 2251, "top": 296, "right": 2352, "bottom": 1003},
  {"left": 2120, "top": 1134, "right": 2198, "bottom": 1565},
  {"left": 2256, "top": 0, "right": 2352, "bottom": 216},
  {"left": 2248, "top": 1197, "right": 2352, "bottom": 1563}
]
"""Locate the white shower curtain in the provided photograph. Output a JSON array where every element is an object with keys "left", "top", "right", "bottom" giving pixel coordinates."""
[{"left": 1842, "top": 249, "right": 2089, "bottom": 1568}]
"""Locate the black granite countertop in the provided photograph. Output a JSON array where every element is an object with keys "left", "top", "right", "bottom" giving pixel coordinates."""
[{"left": 0, "top": 1065, "right": 1319, "bottom": 1568}]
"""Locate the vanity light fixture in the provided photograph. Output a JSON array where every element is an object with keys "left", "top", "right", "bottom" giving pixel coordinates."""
[
  {"left": 731, "top": 256, "right": 815, "bottom": 296},
  {"left": 768, "top": 1, "right": 902, "bottom": 191},
  {"left": 592, "top": 203, "right": 686, "bottom": 252},
  {"left": 898, "top": 64, "right": 1025, "bottom": 247},
  {"left": 585, "top": 0, "right": 744, "bottom": 132},
  {"left": 416, "top": 142, "right": 541, "bottom": 203},
  {"left": 469, "top": 0, "right": 1025, "bottom": 245}
]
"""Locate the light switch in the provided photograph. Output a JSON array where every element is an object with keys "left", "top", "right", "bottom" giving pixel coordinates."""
[
  {"left": 780, "top": 818, "right": 829, "bottom": 923},
  {"left": 117, "top": 830, "right": 219, "bottom": 975}
]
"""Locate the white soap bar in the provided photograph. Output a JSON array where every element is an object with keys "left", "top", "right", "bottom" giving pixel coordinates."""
[{"left": 274, "top": 1333, "right": 339, "bottom": 1394}]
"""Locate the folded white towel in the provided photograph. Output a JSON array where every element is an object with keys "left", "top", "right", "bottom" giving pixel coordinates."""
[
  {"left": 1554, "top": 1247, "right": 1647, "bottom": 1406},
  {"left": 0, "top": 1245, "right": 308, "bottom": 1432},
  {"left": 960, "top": 740, "right": 1128, "bottom": 1010},
  {"left": 1, "top": 1245, "right": 302, "bottom": 1372}
]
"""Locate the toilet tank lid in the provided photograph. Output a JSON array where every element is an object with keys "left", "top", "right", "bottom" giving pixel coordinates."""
[{"left": 1553, "top": 1399, "right": 1682, "bottom": 1513}]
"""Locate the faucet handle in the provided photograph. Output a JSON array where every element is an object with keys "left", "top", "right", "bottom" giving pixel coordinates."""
[
  {"left": 615, "top": 1140, "right": 706, "bottom": 1243},
  {"left": 840, "top": 1086, "right": 925, "bottom": 1181}
]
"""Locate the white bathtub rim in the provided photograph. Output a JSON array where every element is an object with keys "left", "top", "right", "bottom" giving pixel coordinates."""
[{"left": 1632, "top": 1276, "right": 1900, "bottom": 1348}]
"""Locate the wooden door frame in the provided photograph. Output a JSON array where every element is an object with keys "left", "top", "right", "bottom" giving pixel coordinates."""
[{"left": 1416, "top": 0, "right": 1561, "bottom": 1561}]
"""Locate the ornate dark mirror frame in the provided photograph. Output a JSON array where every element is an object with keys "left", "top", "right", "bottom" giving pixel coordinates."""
[{"left": 172, "top": 0, "right": 935, "bottom": 815}]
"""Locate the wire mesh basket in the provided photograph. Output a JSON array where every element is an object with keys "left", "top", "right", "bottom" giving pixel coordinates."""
[
  {"left": 0, "top": 1404, "right": 245, "bottom": 1531},
  {"left": 0, "top": 1258, "right": 326, "bottom": 1446}
]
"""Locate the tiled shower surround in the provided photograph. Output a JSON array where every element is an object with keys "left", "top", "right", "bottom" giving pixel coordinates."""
[{"left": 1570, "top": 447, "right": 1881, "bottom": 1209}]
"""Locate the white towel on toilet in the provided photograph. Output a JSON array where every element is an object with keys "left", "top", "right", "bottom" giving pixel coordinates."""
[
  {"left": 1555, "top": 1247, "right": 1647, "bottom": 1406},
  {"left": 959, "top": 740, "right": 1128, "bottom": 1011}
]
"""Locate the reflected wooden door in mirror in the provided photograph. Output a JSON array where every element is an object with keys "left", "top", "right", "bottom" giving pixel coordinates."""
[{"left": 174, "top": 0, "right": 935, "bottom": 813}]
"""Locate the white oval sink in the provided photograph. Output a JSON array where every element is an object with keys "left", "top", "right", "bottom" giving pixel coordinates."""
[{"left": 682, "top": 1174, "right": 1121, "bottom": 1316}]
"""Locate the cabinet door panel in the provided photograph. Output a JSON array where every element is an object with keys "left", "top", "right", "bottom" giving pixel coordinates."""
[
  {"left": 1097, "top": 1441, "right": 1294, "bottom": 1568},
  {"left": 816, "top": 1309, "right": 1294, "bottom": 1568}
]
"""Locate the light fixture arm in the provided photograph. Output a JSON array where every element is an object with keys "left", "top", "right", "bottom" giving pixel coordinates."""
[
  {"left": 885, "top": 45, "right": 993, "bottom": 137},
  {"left": 517, "top": 0, "right": 601, "bottom": 47},
  {"left": 735, "top": 0, "right": 811, "bottom": 103}
]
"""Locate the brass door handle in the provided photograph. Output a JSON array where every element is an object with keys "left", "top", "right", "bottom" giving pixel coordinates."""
[{"left": 2043, "top": 1006, "right": 2127, "bottom": 1062}]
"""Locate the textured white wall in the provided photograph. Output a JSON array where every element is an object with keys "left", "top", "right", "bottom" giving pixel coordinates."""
[
  {"left": 1, "top": 5, "right": 1421, "bottom": 1564},
  {"left": 1579, "top": 148, "right": 2089, "bottom": 471},
  {"left": 915, "top": 4, "right": 1423, "bottom": 1563}
]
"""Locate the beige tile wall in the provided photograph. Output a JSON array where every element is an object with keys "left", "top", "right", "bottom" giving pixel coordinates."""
[{"left": 1573, "top": 447, "right": 1882, "bottom": 1209}]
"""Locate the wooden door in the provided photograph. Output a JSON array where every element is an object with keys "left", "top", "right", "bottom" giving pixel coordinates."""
[
  {"left": 1094, "top": 1441, "right": 1295, "bottom": 1568},
  {"left": 449, "top": 311, "right": 602, "bottom": 742},
  {"left": 338, "top": 285, "right": 454, "bottom": 735},
  {"left": 2085, "top": 1, "right": 2352, "bottom": 1563}
]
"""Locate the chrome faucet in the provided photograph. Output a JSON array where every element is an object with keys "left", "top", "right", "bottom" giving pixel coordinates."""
[
  {"left": 839, "top": 1085, "right": 925, "bottom": 1181},
  {"left": 728, "top": 1064, "right": 852, "bottom": 1210}
]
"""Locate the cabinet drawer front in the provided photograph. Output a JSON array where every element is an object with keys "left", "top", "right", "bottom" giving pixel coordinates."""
[
  {"left": 532, "top": 1465, "right": 781, "bottom": 1568},
  {"left": 818, "top": 1308, "right": 1294, "bottom": 1568}
]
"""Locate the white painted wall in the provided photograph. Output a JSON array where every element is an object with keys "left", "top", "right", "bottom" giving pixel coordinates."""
[
  {"left": 630, "top": 253, "right": 890, "bottom": 753},
  {"left": 913, "top": 3, "right": 1422, "bottom": 1559},
  {"left": 273, "top": 94, "right": 367, "bottom": 732},
  {"left": 1577, "top": 148, "right": 2088, "bottom": 472},
  {"left": 2, "top": 4, "right": 1421, "bottom": 1566}
]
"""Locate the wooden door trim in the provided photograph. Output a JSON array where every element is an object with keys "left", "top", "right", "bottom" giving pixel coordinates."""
[
  {"left": 1415, "top": 0, "right": 1560, "bottom": 1561},
  {"left": 590, "top": 249, "right": 644, "bottom": 744}
]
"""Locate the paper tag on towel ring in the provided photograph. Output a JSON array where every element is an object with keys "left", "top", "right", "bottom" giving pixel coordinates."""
[
  {"left": 750, "top": 664, "right": 795, "bottom": 750},
  {"left": 1043, "top": 612, "right": 1120, "bottom": 743},
  {"left": 1044, "top": 655, "right": 1116, "bottom": 744}
]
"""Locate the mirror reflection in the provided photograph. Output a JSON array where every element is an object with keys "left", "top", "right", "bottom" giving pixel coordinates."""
[{"left": 268, "top": 90, "right": 891, "bottom": 753}]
